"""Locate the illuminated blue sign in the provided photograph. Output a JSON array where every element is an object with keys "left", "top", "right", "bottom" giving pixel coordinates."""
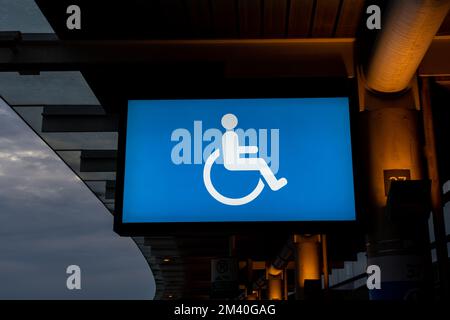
[{"left": 120, "top": 98, "right": 356, "bottom": 223}]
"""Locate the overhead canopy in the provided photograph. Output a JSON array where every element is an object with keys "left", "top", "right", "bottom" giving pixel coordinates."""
[{"left": 36, "top": 0, "right": 367, "bottom": 40}]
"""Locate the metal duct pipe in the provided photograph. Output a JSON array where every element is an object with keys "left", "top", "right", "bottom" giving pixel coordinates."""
[{"left": 366, "top": 0, "right": 450, "bottom": 93}]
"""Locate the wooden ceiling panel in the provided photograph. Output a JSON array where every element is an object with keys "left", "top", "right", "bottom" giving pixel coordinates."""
[
  {"left": 238, "top": 0, "right": 263, "bottom": 37},
  {"left": 211, "top": 0, "right": 239, "bottom": 37},
  {"left": 263, "top": 0, "right": 288, "bottom": 37},
  {"left": 335, "top": 0, "right": 365, "bottom": 37},
  {"left": 311, "top": 0, "right": 342, "bottom": 37},
  {"left": 36, "top": 0, "right": 365, "bottom": 40},
  {"left": 157, "top": 0, "right": 190, "bottom": 38},
  {"left": 187, "top": 0, "right": 213, "bottom": 37},
  {"left": 288, "top": 0, "right": 315, "bottom": 37},
  {"left": 438, "top": 12, "right": 450, "bottom": 35}
]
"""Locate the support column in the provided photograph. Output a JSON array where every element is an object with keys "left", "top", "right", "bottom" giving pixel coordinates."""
[
  {"left": 359, "top": 88, "right": 433, "bottom": 299},
  {"left": 361, "top": 0, "right": 450, "bottom": 300},
  {"left": 267, "top": 277, "right": 283, "bottom": 300},
  {"left": 294, "top": 234, "right": 321, "bottom": 299},
  {"left": 266, "top": 262, "right": 283, "bottom": 300}
]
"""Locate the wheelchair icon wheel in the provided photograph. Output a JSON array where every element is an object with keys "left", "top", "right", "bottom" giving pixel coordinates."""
[{"left": 203, "top": 149, "right": 265, "bottom": 206}]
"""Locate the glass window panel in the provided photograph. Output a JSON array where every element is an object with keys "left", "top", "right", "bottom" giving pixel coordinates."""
[
  {"left": 0, "top": 0, "right": 54, "bottom": 33},
  {"left": 0, "top": 72, "right": 99, "bottom": 105}
]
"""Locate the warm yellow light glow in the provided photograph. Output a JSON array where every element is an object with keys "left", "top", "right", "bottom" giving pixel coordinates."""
[
  {"left": 268, "top": 265, "right": 283, "bottom": 277},
  {"left": 298, "top": 241, "right": 321, "bottom": 287},
  {"left": 362, "top": 108, "right": 423, "bottom": 208},
  {"left": 267, "top": 278, "right": 283, "bottom": 300},
  {"left": 295, "top": 235, "right": 321, "bottom": 291}
]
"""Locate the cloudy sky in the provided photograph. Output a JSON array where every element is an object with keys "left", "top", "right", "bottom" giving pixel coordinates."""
[{"left": 0, "top": 0, "right": 155, "bottom": 299}]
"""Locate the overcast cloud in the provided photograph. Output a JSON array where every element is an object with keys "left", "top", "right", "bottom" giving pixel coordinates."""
[{"left": 0, "top": 98, "right": 154, "bottom": 299}]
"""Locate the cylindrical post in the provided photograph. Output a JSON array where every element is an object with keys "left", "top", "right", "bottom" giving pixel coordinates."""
[
  {"left": 360, "top": 87, "right": 433, "bottom": 299},
  {"left": 267, "top": 277, "right": 283, "bottom": 300},
  {"left": 294, "top": 234, "right": 321, "bottom": 299},
  {"left": 266, "top": 261, "right": 284, "bottom": 300}
]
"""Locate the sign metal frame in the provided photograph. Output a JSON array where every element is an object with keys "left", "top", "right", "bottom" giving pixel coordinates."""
[{"left": 114, "top": 78, "right": 362, "bottom": 236}]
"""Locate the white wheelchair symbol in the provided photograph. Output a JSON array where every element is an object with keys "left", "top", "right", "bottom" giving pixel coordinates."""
[
  {"left": 203, "top": 113, "right": 287, "bottom": 206},
  {"left": 203, "top": 149, "right": 265, "bottom": 206}
]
